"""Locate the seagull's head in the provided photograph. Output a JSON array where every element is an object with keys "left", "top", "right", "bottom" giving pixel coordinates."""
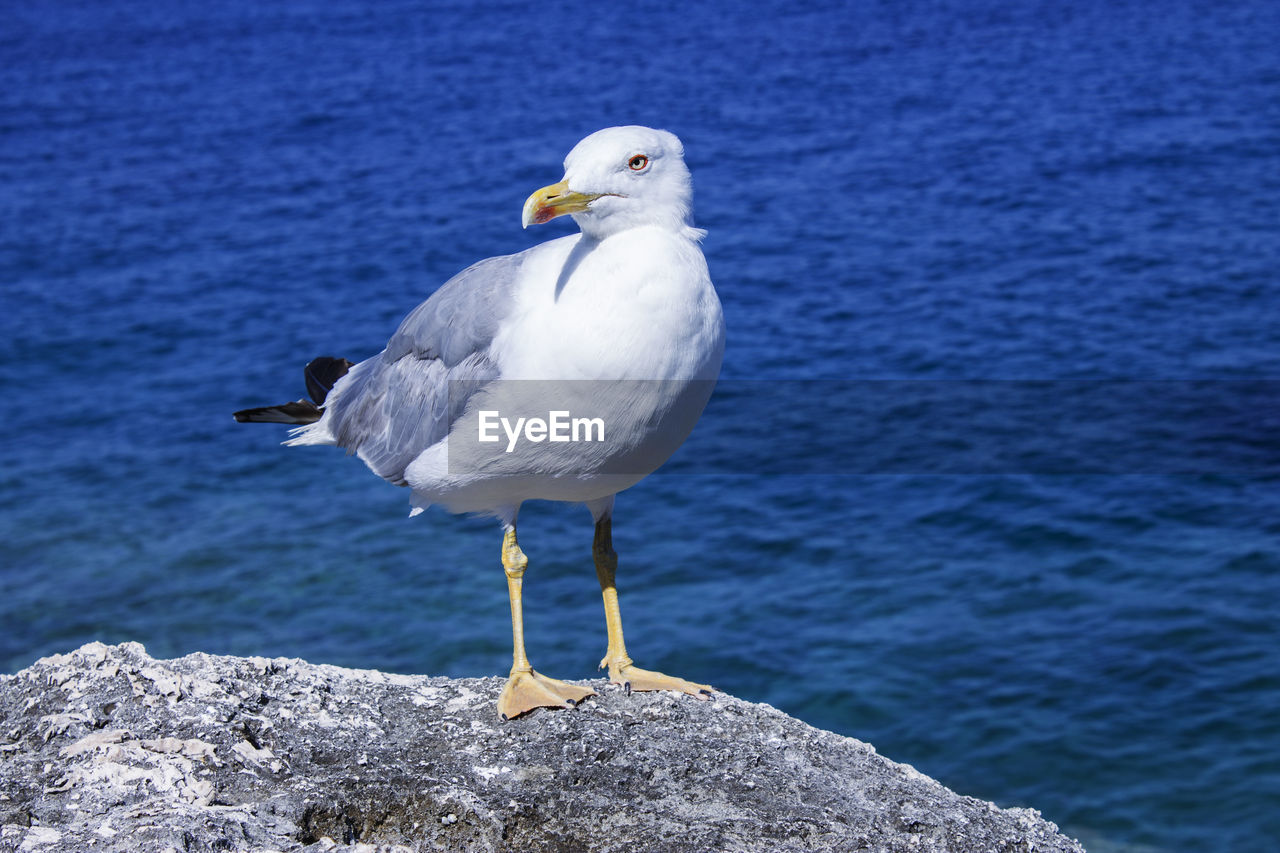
[{"left": 522, "top": 126, "right": 695, "bottom": 240}]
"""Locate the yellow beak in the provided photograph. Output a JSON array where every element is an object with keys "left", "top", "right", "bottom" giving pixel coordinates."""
[{"left": 521, "top": 180, "right": 605, "bottom": 228}]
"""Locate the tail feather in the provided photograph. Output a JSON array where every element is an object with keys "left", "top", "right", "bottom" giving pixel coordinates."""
[
  {"left": 233, "top": 400, "right": 323, "bottom": 424},
  {"left": 235, "top": 355, "right": 352, "bottom": 426}
]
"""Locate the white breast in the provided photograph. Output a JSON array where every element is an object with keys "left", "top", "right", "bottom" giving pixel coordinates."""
[{"left": 492, "top": 226, "right": 724, "bottom": 382}]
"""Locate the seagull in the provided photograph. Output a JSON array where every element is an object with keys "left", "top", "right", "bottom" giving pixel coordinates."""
[{"left": 235, "top": 126, "right": 725, "bottom": 720}]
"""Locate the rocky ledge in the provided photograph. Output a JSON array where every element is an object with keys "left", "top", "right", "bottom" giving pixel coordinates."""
[{"left": 0, "top": 642, "right": 1082, "bottom": 852}]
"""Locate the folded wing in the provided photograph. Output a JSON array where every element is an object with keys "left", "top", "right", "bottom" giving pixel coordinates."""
[{"left": 287, "top": 252, "right": 527, "bottom": 486}]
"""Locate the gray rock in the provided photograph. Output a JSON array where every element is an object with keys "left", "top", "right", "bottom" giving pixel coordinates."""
[{"left": 0, "top": 642, "right": 1083, "bottom": 852}]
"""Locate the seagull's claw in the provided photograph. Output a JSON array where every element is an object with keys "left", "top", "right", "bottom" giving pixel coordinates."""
[{"left": 498, "top": 669, "right": 595, "bottom": 720}]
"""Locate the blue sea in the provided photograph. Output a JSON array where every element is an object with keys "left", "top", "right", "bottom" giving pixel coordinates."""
[{"left": 3, "top": 2, "right": 1279, "bottom": 850}]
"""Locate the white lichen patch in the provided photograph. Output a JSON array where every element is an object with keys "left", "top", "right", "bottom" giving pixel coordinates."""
[
  {"left": 445, "top": 687, "right": 483, "bottom": 714},
  {"left": 16, "top": 825, "right": 62, "bottom": 850},
  {"left": 471, "top": 765, "right": 511, "bottom": 783},
  {"left": 129, "top": 666, "right": 185, "bottom": 701},
  {"left": 43, "top": 726, "right": 223, "bottom": 808},
  {"left": 38, "top": 713, "right": 92, "bottom": 742},
  {"left": 411, "top": 686, "right": 446, "bottom": 706},
  {"left": 231, "top": 740, "right": 280, "bottom": 773},
  {"left": 59, "top": 729, "right": 130, "bottom": 758},
  {"left": 140, "top": 737, "right": 222, "bottom": 766}
]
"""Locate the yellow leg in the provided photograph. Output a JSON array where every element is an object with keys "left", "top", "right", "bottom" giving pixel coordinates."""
[
  {"left": 594, "top": 517, "right": 713, "bottom": 698},
  {"left": 497, "top": 526, "right": 594, "bottom": 721}
]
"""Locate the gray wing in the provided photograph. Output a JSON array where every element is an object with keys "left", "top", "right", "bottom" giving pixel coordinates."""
[{"left": 319, "top": 251, "right": 527, "bottom": 485}]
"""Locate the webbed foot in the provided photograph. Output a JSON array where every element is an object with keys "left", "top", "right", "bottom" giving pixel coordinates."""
[
  {"left": 498, "top": 669, "right": 595, "bottom": 720},
  {"left": 602, "top": 658, "right": 713, "bottom": 699}
]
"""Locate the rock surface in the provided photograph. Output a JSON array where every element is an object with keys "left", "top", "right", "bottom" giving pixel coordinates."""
[{"left": 0, "top": 642, "right": 1083, "bottom": 852}]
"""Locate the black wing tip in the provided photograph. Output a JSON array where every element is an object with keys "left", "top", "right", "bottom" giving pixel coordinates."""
[
  {"left": 236, "top": 355, "right": 351, "bottom": 425},
  {"left": 305, "top": 356, "right": 353, "bottom": 406},
  {"left": 233, "top": 400, "right": 323, "bottom": 425}
]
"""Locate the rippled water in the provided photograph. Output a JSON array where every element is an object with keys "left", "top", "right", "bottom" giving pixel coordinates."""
[{"left": 4, "top": 2, "right": 1279, "bottom": 850}]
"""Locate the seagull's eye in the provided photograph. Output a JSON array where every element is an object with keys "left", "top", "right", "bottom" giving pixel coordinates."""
[{"left": 628, "top": 154, "right": 649, "bottom": 171}]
